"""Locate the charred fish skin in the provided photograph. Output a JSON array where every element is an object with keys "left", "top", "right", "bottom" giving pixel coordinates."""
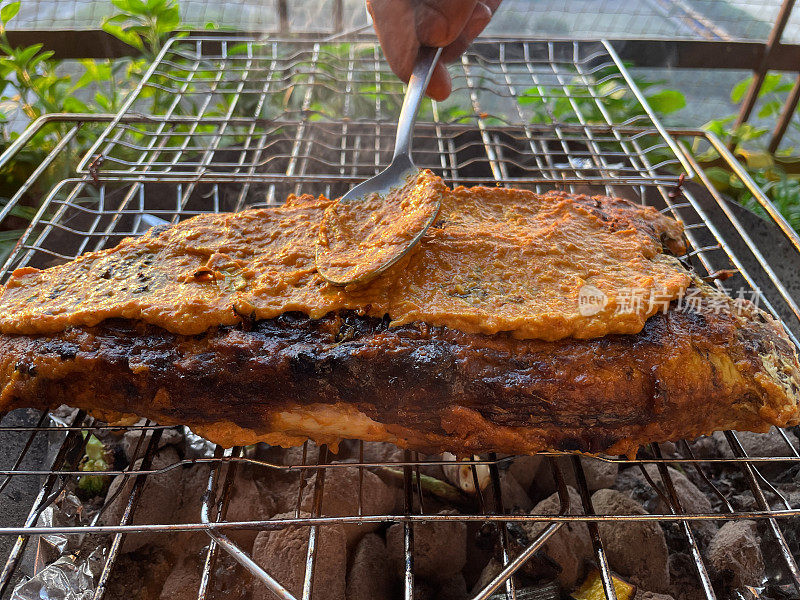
[{"left": 1, "top": 284, "right": 798, "bottom": 457}]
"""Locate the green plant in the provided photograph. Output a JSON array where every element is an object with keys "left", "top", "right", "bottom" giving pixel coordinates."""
[
  {"left": 102, "top": 0, "right": 181, "bottom": 61},
  {"left": 77, "top": 432, "right": 111, "bottom": 497},
  {"left": 0, "top": 0, "right": 190, "bottom": 262},
  {"left": 695, "top": 72, "right": 800, "bottom": 233},
  {"left": 518, "top": 66, "right": 686, "bottom": 125}
]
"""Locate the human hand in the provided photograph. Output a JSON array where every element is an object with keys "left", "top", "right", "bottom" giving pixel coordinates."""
[{"left": 366, "top": 0, "right": 502, "bottom": 101}]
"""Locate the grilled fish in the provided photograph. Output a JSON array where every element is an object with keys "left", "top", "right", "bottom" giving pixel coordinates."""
[{"left": 0, "top": 176, "right": 798, "bottom": 455}]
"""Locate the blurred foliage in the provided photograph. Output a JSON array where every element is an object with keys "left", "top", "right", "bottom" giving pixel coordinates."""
[
  {"left": 696, "top": 72, "right": 800, "bottom": 233},
  {"left": 518, "top": 66, "right": 686, "bottom": 125},
  {"left": 102, "top": 0, "right": 181, "bottom": 60},
  {"left": 0, "top": 0, "right": 182, "bottom": 263}
]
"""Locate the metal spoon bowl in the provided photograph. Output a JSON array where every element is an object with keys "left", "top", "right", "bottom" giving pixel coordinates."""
[{"left": 315, "top": 46, "right": 443, "bottom": 287}]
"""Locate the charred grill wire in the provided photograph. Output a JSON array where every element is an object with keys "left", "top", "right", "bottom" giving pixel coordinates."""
[{"left": 0, "top": 36, "right": 799, "bottom": 600}]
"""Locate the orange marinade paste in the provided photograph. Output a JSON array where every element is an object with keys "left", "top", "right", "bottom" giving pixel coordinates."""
[
  {"left": 316, "top": 171, "right": 441, "bottom": 285},
  {"left": 0, "top": 171, "right": 690, "bottom": 341}
]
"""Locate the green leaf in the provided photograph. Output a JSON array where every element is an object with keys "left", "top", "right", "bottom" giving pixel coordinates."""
[
  {"left": 227, "top": 43, "right": 250, "bottom": 56},
  {"left": 758, "top": 73, "right": 786, "bottom": 97},
  {"left": 646, "top": 89, "right": 686, "bottom": 114},
  {"left": 27, "top": 50, "right": 54, "bottom": 70},
  {"left": 734, "top": 123, "right": 768, "bottom": 143},
  {"left": 8, "top": 204, "right": 35, "bottom": 220},
  {"left": 758, "top": 100, "right": 782, "bottom": 119},
  {"left": 0, "top": 1, "right": 20, "bottom": 24},
  {"left": 102, "top": 22, "right": 144, "bottom": 50},
  {"left": 704, "top": 166, "right": 733, "bottom": 188},
  {"left": 0, "top": 229, "right": 23, "bottom": 242},
  {"left": 94, "top": 91, "right": 113, "bottom": 111},
  {"left": 62, "top": 96, "right": 90, "bottom": 112},
  {"left": 158, "top": 8, "right": 180, "bottom": 32},
  {"left": 518, "top": 94, "right": 546, "bottom": 106},
  {"left": 731, "top": 77, "right": 752, "bottom": 103},
  {"left": 14, "top": 44, "right": 44, "bottom": 67},
  {"left": 110, "top": 0, "right": 134, "bottom": 13},
  {"left": 127, "top": 0, "right": 148, "bottom": 14},
  {"left": 702, "top": 115, "right": 735, "bottom": 137},
  {"left": 147, "top": 0, "right": 168, "bottom": 11},
  {"left": 103, "top": 13, "right": 131, "bottom": 25}
]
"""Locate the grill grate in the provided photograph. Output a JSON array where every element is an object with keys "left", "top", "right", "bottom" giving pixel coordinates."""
[{"left": 1, "top": 35, "right": 800, "bottom": 600}]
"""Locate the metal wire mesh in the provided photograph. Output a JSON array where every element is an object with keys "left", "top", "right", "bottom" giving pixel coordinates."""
[{"left": 1, "top": 35, "right": 800, "bottom": 600}]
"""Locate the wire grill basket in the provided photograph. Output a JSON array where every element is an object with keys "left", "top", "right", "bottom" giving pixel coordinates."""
[{"left": 1, "top": 35, "right": 800, "bottom": 600}]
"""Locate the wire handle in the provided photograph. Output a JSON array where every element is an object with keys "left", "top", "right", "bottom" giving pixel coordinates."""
[{"left": 392, "top": 46, "right": 443, "bottom": 161}]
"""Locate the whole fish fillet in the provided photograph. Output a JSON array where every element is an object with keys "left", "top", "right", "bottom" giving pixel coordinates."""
[{"left": 0, "top": 175, "right": 798, "bottom": 455}]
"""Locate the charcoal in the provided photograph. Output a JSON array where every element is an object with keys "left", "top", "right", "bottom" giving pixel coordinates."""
[
  {"left": 520, "top": 486, "right": 592, "bottom": 589},
  {"left": 464, "top": 522, "right": 498, "bottom": 589},
  {"left": 121, "top": 422, "right": 184, "bottom": 463},
  {"left": 49, "top": 422, "right": 797, "bottom": 600},
  {"left": 774, "top": 462, "right": 800, "bottom": 485},
  {"left": 614, "top": 463, "right": 708, "bottom": 512},
  {"left": 731, "top": 490, "right": 758, "bottom": 511},
  {"left": 346, "top": 533, "right": 392, "bottom": 600},
  {"left": 205, "top": 549, "right": 253, "bottom": 600},
  {"left": 101, "top": 446, "right": 184, "bottom": 553},
  {"left": 257, "top": 467, "right": 310, "bottom": 516},
  {"left": 104, "top": 545, "right": 174, "bottom": 600},
  {"left": 386, "top": 512, "right": 468, "bottom": 581},
  {"left": 266, "top": 441, "right": 324, "bottom": 466},
  {"left": 706, "top": 520, "right": 766, "bottom": 588},
  {"left": 495, "top": 470, "right": 534, "bottom": 512},
  {"left": 175, "top": 463, "right": 212, "bottom": 523},
  {"left": 533, "top": 456, "right": 618, "bottom": 496},
  {"left": 504, "top": 455, "right": 543, "bottom": 492},
  {"left": 251, "top": 511, "right": 346, "bottom": 600},
  {"left": 615, "top": 464, "right": 717, "bottom": 546},
  {"left": 713, "top": 428, "right": 800, "bottom": 475},
  {"left": 224, "top": 474, "right": 277, "bottom": 551},
  {"left": 159, "top": 554, "right": 201, "bottom": 600},
  {"left": 657, "top": 442, "right": 678, "bottom": 457},
  {"left": 490, "top": 582, "right": 560, "bottom": 600},
  {"left": 413, "top": 578, "right": 438, "bottom": 600},
  {"left": 685, "top": 435, "right": 717, "bottom": 459},
  {"left": 471, "top": 557, "right": 504, "bottom": 595},
  {"left": 591, "top": 488, "right": 670, "bottom": 592},
  {"left": 173, "top": 462, "right": 272, "bottom": 554},
  {"left": 357, "top": 441, "right": 404, "bottom": 464},
  {"left": 668, "top": 553, "right": 706, "bottom": 600},
  {"left": 635, "top": 591, "right": 676, "bottom": 600},
  {"left": 505, "top": 524, "right": 562, "bottom": 582},
  {"left": 436, "top": 572, "right": 469, "bottom": 600},
  {"left": 300, "top": 465, "right": 395, "bottom": 547}
]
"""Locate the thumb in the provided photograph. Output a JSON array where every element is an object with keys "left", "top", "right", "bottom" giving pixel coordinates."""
[{"left": 414, "top": 0, "right": 479, "bottom": 47}]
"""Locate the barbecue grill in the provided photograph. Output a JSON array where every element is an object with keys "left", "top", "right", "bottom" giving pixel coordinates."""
[{"left": 1, "top": 27, "right": 800, "bottom": 600}]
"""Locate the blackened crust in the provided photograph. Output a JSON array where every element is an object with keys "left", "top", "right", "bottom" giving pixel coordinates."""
[{"left": 0, "top": 285, "right": 798, "bottom": 456}]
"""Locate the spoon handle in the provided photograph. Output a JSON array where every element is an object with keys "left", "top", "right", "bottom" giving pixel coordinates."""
[{"left": 392, "top": 46, "right": 443, "bottom": 161}]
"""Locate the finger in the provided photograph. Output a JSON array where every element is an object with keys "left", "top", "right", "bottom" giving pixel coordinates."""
[
  {"left": 439, "top": 2, "right": 492, "bottom": 64},
  {"left": 425, "top": 62, "right": 452, "bottom": 101},
  {"left": 414, "top": 0, "right": 478, "bottom": 47},
  {"left": 367, "top": 0, "right": 419, "bottom": 83}
]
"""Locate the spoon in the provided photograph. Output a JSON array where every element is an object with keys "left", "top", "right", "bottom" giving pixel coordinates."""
[{"left": 315, "top": 46, "right": 444, "bottom": 287}]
